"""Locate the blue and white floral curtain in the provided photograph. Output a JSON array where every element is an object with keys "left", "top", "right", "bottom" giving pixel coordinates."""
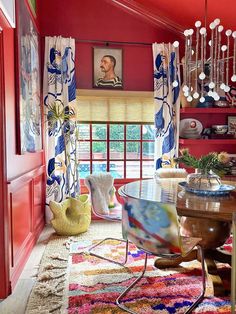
[
  {"left": 152, "top": 43, "right": 180, "bottom": 169},
  {"left": 43, "top": 36, "right": 78, "bottom": 222}
]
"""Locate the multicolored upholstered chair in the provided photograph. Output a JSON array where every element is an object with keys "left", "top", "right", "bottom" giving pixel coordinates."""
[
  {"left": 84, "top": 172, "right": 129, "bottom": 265},
  {"left": 117, "top": 189, "right": 206, "bottom": 314},
  {"left": 231, "top": 212, "right": 236, "bottom": 312}
]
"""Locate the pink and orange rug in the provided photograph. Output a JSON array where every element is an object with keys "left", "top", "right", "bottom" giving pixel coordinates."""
[{"left": 68, "top": 239, "right": 232, "bottom": 313}]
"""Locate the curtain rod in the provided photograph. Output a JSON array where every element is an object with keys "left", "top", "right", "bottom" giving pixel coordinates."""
[
  {"left": 75, "top": 38, "right": 152, "bottom": 46},
  {"left": 42, "top": 36, "right": 152, "bottom": 46}
]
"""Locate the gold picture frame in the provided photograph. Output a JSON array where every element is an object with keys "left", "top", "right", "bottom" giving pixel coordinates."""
[{"left": 93, "top": 47, "right": 123, "bottom": 89}]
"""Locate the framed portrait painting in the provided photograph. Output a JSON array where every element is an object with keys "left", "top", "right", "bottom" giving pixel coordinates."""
[
  {"left": 93, "top": 47, "right": 123, "bottom": 89},
  {"left": 15, "top": 0, "right": 42, "bottom": 154}
]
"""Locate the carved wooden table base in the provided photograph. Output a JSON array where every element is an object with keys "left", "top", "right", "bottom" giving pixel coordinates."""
[{"left": 155, "top": 217, "right": 232, "bottom": 297}]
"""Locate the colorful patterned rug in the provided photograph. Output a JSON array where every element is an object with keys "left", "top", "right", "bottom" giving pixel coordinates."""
[{"left": 68, "top": 238, "right": 232, "bottom": 314}]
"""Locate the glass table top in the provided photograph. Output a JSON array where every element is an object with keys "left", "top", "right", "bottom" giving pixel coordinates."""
[{"left": 119, "top": 179, "right": 179, "bottom": 204}]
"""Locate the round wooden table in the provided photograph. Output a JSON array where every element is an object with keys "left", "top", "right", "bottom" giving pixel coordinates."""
[{"left": 119, "top": 178, "right": 236, "bottom": 313}]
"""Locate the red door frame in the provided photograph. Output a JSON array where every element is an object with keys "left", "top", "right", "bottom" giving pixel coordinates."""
[{"left": 0, "top": 16, "right": 11, "bottom": 298}]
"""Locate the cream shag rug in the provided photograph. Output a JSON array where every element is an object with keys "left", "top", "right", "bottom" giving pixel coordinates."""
[{"left": 25, "top": 221, "right": 122, "bottom": 314}]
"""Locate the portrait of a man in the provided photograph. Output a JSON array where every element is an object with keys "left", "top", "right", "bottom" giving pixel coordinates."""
[{"left": 93, "top": 47, "right": 123, "bottom": 89}]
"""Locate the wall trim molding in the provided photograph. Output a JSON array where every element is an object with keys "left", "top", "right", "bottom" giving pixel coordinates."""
[
  {"left": 8, "top": 165, "right": 45, "bottom": 192},
  {"left": 108, "top": 0, "right": 184, "bottom": 36},
  {"left": 9, "top": 217, "right": 44, "bottom": 290}
]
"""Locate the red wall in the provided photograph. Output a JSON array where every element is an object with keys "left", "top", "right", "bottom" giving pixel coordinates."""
[
  {"left": 38, "top": 0, "right": 181, "bottom": 91},
  {"left": 0, "top": 0, "right": 182, "bottom": 298},
  {"left": 0, "top": 1, "right": 45, "bottom": 298}
]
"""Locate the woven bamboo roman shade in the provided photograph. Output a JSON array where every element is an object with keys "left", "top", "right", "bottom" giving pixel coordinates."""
[{"left": 76, "top": 89, "right": 154, "bottom": 123}]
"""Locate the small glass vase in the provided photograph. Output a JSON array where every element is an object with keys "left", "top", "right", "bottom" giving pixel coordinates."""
[{"left": 186, "top": 169, "right": 221, "bottom": 191}]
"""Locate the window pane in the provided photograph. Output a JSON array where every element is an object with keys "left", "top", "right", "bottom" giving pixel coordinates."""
[
  {"left": 87, "top": 123, "right": 154, "bottom": 179},
  {"left": 109, "top": 161, "right": 124, "bottom": 178},
  {"left": 142, "top": 142, "right": 154, "bottom": 159},
  {"left": 110, "top": 142, "right": 124, "bottom": 159},
  {"left": 78, "top": 162, "right": 90, "bottom": 178},
  {"left": 142, "top": 160, "right": 154, "bottom": 178},
  {"left": 92, "top": 142, "right": 106, "bottom": 159},
  {"left": 92, "top": 161, "right": 107, "bottom": 173},
  {"left": 126, "top": 161, "right": 140, "bottom": 178},
  {"left": 78, "top": 124, "right": 90, "bottom": 140},
  {"left": 110, "top": 124, "right": 124, "bottom": 140},
  {"left": 127, "top": 125, "right": 140, "bottom": 140},
  {"left": 92, "top": 124, "right": 107, "bottom": 140},
  {"left": 126, "top": 142, "right": 140, "bottom": 159},
  {"left": 142, "top": 125, "right": 154, "bottom": 140},
  {"left": 79, "top": 142, "right": 90, "bottom": 159}
]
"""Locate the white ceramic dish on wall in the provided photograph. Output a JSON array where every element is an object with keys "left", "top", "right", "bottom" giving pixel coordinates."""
[{"left": 179, "top": 118, "right": 203, "bottom": 139}]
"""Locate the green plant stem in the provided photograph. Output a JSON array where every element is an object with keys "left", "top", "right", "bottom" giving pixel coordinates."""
[{"left": 62, "top": 123, "right": 71, "bottom": 197}]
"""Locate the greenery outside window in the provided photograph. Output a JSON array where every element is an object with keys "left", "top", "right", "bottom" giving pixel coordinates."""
[{"left": 78, "top": 123, "right": 154, "bottom": 180}]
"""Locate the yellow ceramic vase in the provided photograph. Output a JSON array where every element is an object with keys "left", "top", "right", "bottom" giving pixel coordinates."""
[{"left": 50, "top": 194, "right": 91, "bottom": 236}]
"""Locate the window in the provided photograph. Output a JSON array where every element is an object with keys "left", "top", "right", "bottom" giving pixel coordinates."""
[
  {"left": 76, "top": 90, "right": 155, "bottom": 182},
  {"left": 78, "top": 123, "right": 154, "bottom": 180}
]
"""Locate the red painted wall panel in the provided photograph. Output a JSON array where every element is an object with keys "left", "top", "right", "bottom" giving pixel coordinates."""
[
  {"left": 33, "top": 173, "right": 45, "bottom": 228},
  {"left": 38, "top": 0, "right": 181, "bottom": 91},
  {"left": 8, "top": 166, "right": 45, "bottom": 290},
  {"left": 0, "top": 1, "right": 45, "bottom": 298},
  {"left": 11, "top": 182, "right": 32, "bottom": 267}
]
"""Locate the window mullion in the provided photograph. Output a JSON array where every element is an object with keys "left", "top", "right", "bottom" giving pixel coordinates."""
[
  {"left": 90, "top": 124, "right": 92, "bottom": 174},
  {"left": 124, "top": 124, "right": 127, "bottom": 179},
  {"left": 140, "top": 125, "right": 143, "bottom": 179},
  {"left": 107, "top": 124, "right": 110, "bottom": 172}
]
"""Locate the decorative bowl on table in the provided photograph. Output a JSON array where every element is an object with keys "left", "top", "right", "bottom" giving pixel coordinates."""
[
  {"left": 186, "top": 170, "right": 221, "bottom": 191},
  {"left": 175, "top": 150, "right": 234, "bottom": 196}
]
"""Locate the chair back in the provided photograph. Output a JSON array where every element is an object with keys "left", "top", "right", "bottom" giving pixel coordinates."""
[
  {"left": 119, "top": 188, "right": 182, "bottom": 255},
  {"left": 154, "top": 168, "right": 187, "bottom": 180},
  {"left": 85, "top": 173, "right": 122, "bottom": 220}
]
